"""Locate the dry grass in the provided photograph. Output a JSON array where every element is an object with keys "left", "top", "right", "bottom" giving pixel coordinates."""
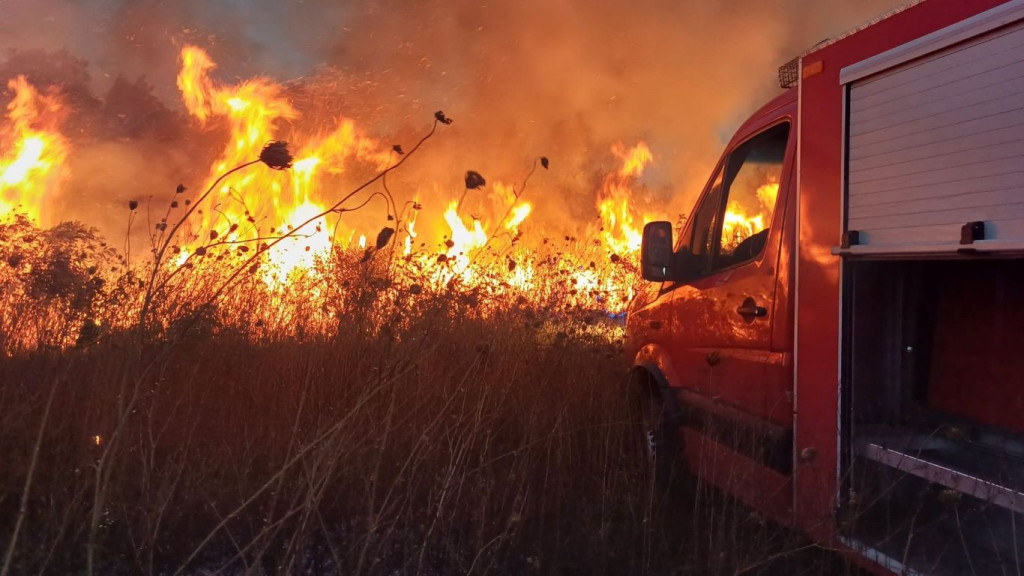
[{"left": 0, "top": 217, "right": 860, "bottom": 575}]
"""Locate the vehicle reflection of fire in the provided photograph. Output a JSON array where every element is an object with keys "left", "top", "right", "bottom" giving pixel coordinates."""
[{"left": 722, "top": 180, "right": 778, "bottom": 252}]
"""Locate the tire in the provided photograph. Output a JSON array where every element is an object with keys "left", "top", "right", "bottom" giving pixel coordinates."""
[{"left": 630, "top": 380, "right": 686, "bottom": 494}]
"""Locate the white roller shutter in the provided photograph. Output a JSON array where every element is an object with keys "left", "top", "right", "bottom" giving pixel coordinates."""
[{"left": 841, "top": 4, "right": 1024, "bottom": 255}]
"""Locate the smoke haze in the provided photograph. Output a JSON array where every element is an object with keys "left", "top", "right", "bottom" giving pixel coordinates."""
[{"left": 0, "top": 0, "right": 905, "bottom": 245}]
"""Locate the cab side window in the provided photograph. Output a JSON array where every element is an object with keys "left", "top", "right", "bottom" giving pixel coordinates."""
[{"left": 680, "top": 122, "right": 789, "bottom": 275}]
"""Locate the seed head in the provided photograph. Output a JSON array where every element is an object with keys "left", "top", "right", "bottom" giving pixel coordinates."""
[
  {"left": 434, "top": 111, "right": 453, "bottom": 125},
  {"left": 464, "top": 170, "right": 486, "bottom": 190},
  {"left": 376, "top": 227, "right": 395, "bottom": 249},
  {"left": 259, "top": 141, "right": 293, "bottom": 170}
]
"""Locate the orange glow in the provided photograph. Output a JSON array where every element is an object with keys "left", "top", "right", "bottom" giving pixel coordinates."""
[
  {"left": 616, "top": 141, "right": 652, "bottom": 178},
  {"left": 0, "top": 76, "right": 68, "bottom": 223},
  {"left": 722, "top": 180, "right": 778, "bottom": 252}
]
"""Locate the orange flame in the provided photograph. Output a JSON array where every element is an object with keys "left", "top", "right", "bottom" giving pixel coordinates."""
[
  {"left": 0, "top": 76, "right": 68, "bottom": 223},
  {"left": 176, "top": 45, "right": 394, "bottom": 284},
  {"left": 598, "top": 142, "right": 659, "bottom": 255}
]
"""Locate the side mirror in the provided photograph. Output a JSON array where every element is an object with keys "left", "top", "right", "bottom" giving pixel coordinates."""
[{"left": 641, "top": 221, "right": 675, "bottom": 281}]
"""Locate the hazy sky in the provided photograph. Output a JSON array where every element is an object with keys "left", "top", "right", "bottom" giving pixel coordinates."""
[{"left": 0, "top": 0, "right": 907, "bottom": 239}]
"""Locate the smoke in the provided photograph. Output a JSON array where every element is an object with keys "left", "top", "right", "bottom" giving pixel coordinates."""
[{"left": 0, "top": 0, "right": 904, "bottom": 247}]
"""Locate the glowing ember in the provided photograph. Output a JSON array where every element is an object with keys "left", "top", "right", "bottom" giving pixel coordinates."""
[{"left": 0, "top": 76, "right": 68, "bottom": 223}]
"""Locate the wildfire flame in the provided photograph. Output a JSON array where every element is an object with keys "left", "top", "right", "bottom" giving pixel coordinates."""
[
  {"left": 176, "top": 45, "right": 390, "bottom": 282},
  {"left": 598, "top": 142, "right": 659, "bottom": 255},
  {"left": 0, "top": 76, "right": 68, "bottom": 223},
  {"left": 1, "top": 43, "right": 675, "bottom": 343}
]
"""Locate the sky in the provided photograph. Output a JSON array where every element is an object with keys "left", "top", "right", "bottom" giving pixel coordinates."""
[{"left": 0, "top": 0, "right": 908, "bottom": 240}]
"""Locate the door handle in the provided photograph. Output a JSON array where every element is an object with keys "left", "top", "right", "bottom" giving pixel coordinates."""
[{"left": 736, "top": 297, "right": 767, "bottom": 318}]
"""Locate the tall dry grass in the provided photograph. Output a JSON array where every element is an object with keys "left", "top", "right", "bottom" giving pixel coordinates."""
[
  {"left": 0, "top": 203, "right": 860, "bottom": 575},
  {"left": 0, "top": 304, "right": 859, "bottom": 574}
]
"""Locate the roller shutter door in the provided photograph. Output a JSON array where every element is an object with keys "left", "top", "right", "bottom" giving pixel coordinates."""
[{"left": 844, "top": 16, "right": 1024, "bottom": 254}]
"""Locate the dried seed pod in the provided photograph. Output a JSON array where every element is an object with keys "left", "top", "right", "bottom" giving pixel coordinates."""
[
  {"left": 434, "top": 110, "right": 453, "bottom": 125},
  {"left": 128, "top": 200, "right": 138, "bottom": 211},
  {"left": 259, "top": 141, "right": 293, "bottom": 170},
  {"left": 376, "top": 227, "right": 395, "bottom": 249},
  {"left": 464, "top": 170, "right": 486, "bottom": 190}
]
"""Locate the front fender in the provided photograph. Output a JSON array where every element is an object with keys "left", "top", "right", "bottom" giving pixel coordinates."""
[
  {"left": 633, "top": 343, "right": 683, "bottom": 391},
  {"left": 632, "top": 343, "right": 685, "bottom": 426}
]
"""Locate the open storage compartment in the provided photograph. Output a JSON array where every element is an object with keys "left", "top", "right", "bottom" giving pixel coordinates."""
[{"left": 840, "top": 257, "right": 1024, "bottom": 575}]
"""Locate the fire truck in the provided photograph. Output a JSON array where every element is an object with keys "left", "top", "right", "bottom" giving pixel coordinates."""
[{"left": 627, "top": 0, "right": 1024, "bottom": 573}]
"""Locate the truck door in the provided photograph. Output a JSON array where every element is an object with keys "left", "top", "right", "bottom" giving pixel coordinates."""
[{"left": 667, "top": 120, "right": 795, "bottom": 488}]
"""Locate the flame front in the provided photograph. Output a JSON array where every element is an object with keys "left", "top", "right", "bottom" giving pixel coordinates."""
[
  {"left": 0, "top": 76, "right": 68, "bottom": 223},
  {"left": 175, "top": 45, "right": 390, "bottom": 285},
  {"left": 0, "top": 43, "right": 681, "bottom": 351},
  {"left": 598, "top": 142, "right": 659, "bottom": 255}
]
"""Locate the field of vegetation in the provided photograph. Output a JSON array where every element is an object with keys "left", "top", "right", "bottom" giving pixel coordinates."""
[{"left": 0, "top": 203, "right": 865, "bottom": 576}]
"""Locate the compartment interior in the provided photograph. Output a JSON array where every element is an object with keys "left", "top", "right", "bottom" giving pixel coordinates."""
[{"left": 840, "top": 257, "right": 1024, "bottom": 575}]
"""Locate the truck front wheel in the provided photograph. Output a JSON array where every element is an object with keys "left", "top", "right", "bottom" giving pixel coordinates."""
[{"left": 629, "top": 371, "right": 687, "bottom": 493}]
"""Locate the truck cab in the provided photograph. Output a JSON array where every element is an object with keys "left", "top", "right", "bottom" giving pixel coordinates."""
[
  {"left": 628, "top": 89, "right": 798, "bottom": 521},
  {"left": 626, "top": 1, "right": 1024, "bottom": 573}
]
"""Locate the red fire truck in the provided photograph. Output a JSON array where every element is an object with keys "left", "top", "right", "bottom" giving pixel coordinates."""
[{"left": 627, "top": 0, "right": 1024, "bottom": 573}]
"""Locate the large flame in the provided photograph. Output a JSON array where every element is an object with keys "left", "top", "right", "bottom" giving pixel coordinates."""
[
  {"left": 176, "top": 45, "right": 390, "bottom": 284},
  {"left": 174, "top": 45, "right": 662, "bottom": 314},
  {"left": 598, "top": 142, "right": 659, "bottom": 255},
  {"left": 0, "top": 76, "right": 68, "bottom": 223}
]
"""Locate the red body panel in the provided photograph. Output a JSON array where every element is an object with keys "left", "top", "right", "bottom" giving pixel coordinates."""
[{"left": 792, "top": 0, "right": 1009, "bottom": 540}]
